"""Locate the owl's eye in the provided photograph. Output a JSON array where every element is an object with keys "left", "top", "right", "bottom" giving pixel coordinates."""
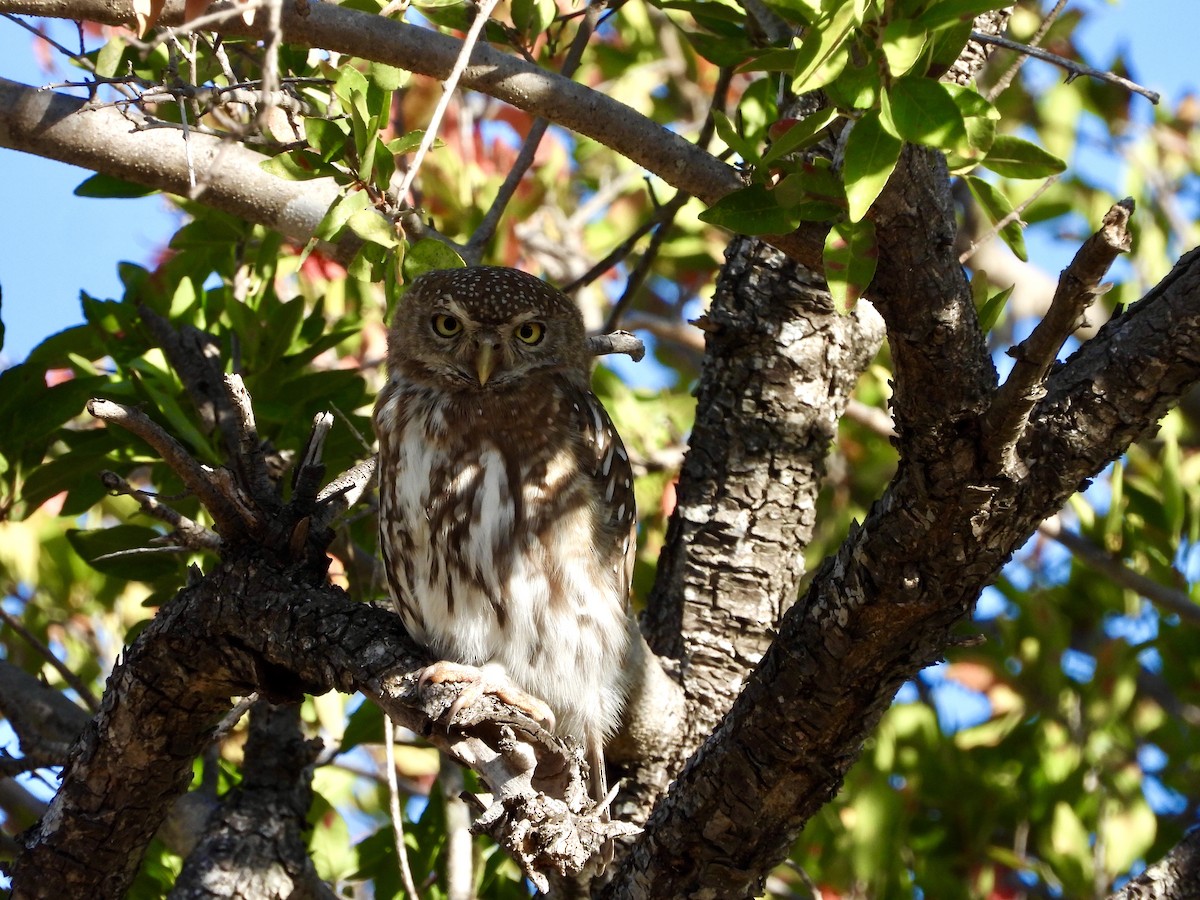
[
  {"left": 432, "top": 314, "right": 462, "bottom": 337},
  {"left": 515, "top": 322, "right": 545, "bottom": 345}
]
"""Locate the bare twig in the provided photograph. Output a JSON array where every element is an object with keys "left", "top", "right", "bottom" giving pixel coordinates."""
[
  {"left": 1039, "top": 516, "right": 1200, "bottom": 626},
  {"left": 972, "top": 31, "right": 1160, "bottom": 104},
  {"left": 315, "top": 456, "right": 376, "bottom": 529},
  {"left": 384, "top": 714, "right": 422, "bottom": 899},
  {"left": 393, "top": 0, "right": 502, "bottom": 205},
  {"left": 145, "top": 0, "right": 267, "bottom": 46},
  {"left": 463, "top": 0, "right": 607, "bottom": 263},
  {"left": 983, "top": 198, "right": 1134, "bottom": 475},
  {"left": 87, "top": 398, "right": 252, "bottom": 537},
  {"left": 959, "top": 173, "right": 1061, "bottom": 264},
  {"left": 0, "top": 608, "right": 100, "bottom": 712},
  {"left": 257, "top": 0, "right": 283, "bottom": 131},
  {"left": 100, "top": 470, "right": 221, "bottom": 550},
  {"left": 224, "top": 374, "right": 280, "bottom": 511},
  {"left": 985, "top": 0, "right": 1068, "bottom": 102},
  {"left": 601, "top": 195, "right": 688, "bottom": 334}
]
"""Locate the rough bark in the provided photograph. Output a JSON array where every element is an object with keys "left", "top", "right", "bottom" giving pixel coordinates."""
[
  {"left": 601, "top": 209, "right": 1200, "bottom": 900},
  {"left": 169, "top": 702, "right": 333, "bottom": 900},
  {"left": 1107, "top": 829, "right": 1200, "bottom": 900}
]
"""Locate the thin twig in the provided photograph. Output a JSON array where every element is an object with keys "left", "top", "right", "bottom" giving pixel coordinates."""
[
  {"left": 971, "top": 31, "right": 1160, "bottom": 104},
  {"left": 985, "top": 0, "right": 1068, "bottom": 102},
  {"left": 959, "top": 173, "right": 1061, "bottom": 264},
  {"left": 983, "top": 198, "right": 1134, "bottom": 475},
  {"left": 100, "top": 470, "right": 222, "bottom": 550},
  {"left": 1039, "top": 516, "right": 1200, "bottom": 626},
  {"left": 145, "top": 1, "right": 268, "bottom": 47},
  {"left": 601, "top": 194, "right": 687, "bottom": 334},
  {"left": 0, "top": 608, "right": 100, "bottom": 712},
  {"left": 384, "top": 713, "right": 422, "bottom": 899},
  {"left": 224, "top": 374, "right": 279, "bottom": 511},
  {"left": 256, "top": 0, "right": 282, "bottom": 132},
  {"left": 562, "top": 66, "right": 731, "bottom": 298},
  {"left": 394, "top": 0, "right": 502, "bottom": 205},
  {"left": 87, "top": 398, "right": 251, "bottom": 538},
  {"left": 463, "top": 0, "right": 607, "bottom": 263},
  {"left": 315, "top": 456, "right": 376, "bottom": 530}
]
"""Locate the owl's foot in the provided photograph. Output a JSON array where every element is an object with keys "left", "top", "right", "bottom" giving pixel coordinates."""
[{"left": 419, "top": 661, "right": 557, "bottom": 732}]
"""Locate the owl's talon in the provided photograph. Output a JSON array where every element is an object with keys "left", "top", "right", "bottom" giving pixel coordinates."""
[{"left": 418, "top": 661, "right": 556, "bottom": 731}]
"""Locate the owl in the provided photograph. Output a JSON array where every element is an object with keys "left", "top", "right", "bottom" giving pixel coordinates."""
[{"left": 373, "top": 266, "right": 636, "bottom": 802}]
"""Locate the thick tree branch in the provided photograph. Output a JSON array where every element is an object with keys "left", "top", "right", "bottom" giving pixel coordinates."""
[
  {"left": 605, "top": 245, "right": 1200, "bottom": 897},
  {"left": 1106, "top": 828, "right": 1200, "bottom": 900},
  {"left": 0, "top": 77, "right": 340, "bottom": 246},
  {"left": 169, "top": 701, "right": 335, "bottom": 900},
  {"left": 0, "top": 0, "right": 832, "bottom": 271},
  {"left": 9, "top": 557, "right": 616, "bottom": 898}
]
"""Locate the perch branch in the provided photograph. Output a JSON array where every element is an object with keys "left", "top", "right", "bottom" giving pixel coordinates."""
[{"left": 984, "top": 198, "right": 1134, "bottom": 475}]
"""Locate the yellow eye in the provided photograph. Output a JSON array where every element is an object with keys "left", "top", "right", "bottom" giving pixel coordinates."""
[
  {"left": 515, "top": 322, "right": 545, "bottom": 345},
  {"left": 432, "top": 314, "right": 462, "bottom": 337}
]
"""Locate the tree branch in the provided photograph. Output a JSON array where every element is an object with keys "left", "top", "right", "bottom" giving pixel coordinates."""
[
  {"left": 984, "top": 198, "right": 1134, "bottom": 475},
  {"left": 605, "top": 243, "right": 1200, "bottom": 900},
  {"left": 971, "top": 30, "right": 1160, "bottom": 104},
  {"left": 0, "top": 0, "right": 832, "bottom": 272},
  {"left": 0, "top": 76, "right": 341, "bottom": 246},
  {"left": 9, "top": 556, "right": 620, "bottom": 897}
]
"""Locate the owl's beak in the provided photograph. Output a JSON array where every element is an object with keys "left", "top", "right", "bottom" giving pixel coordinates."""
[{"left": 474, "top": 343, "right": 496, "bottom": 386}]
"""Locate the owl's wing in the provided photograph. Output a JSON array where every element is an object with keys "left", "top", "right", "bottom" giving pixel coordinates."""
[{"left": 567, "top": 383, "right": 638, "bottom": 604}]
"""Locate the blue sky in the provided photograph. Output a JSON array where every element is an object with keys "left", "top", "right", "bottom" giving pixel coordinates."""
[{"left": 0, "top": 0, "right": 1197, "bottom": 364}]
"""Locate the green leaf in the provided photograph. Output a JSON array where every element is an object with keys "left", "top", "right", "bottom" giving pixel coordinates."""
[
  {"left": 699, "top": 183, "right": 797, "bottom": 234},
  {"left": 887, "top": 76, "right": 966, "bottom": 148},
  {"left": 842, "top": 110, "right": 903, "bottom": 222},
  {"left": 95, "top": 36, "right": 127, "bottom": 78},
  {"left": 791, "top": 1, "right": 857, "bottom": 92},
  {"left": 387, "top": 130, "right": 432, "bottom": 156},
  {"left": 341, "top": 699, "right": 385, "bottom": 749},
  {"left": 825, "top": 53, "right": 882, "bottom": 109},
  {"left": 711, "top": 110, "right": 761, "bottom": 164},
  {"left": 881, "top": 19, "right": 928, "bottom": 78},
  {"left": 260, "top": 151, "right": 332, "bottom": 182},
  {"left": 346, "top": 208, "right": 400, "bottom": 248},
  {"left": 402, "top": 238, "right": 466, "bottom": 283},
  {"left": 305, "top": 117, "right": 351, "bottom": 163},
  {"left": 74, "top": 174, "right": 158, "bottom": 198},
  {"left": 981, "top": 134, "right": 1067, "bottom": 179},
  {"left": 1101, "top": 800, "right": 1157, "bottom": 878},
  {"left": 315, "top": 190, "right": 370, "bottom": 242},
  {"left": 367, "top": 62, "right": 407, "bottom": 91},
  {"left": 976, "top": 283, "right": 1014, "bottom": 334},
  {"left": 66, "top": 525, "right": 183, "bottom": 581},
  {"left": 686, "top": 30, "right": 756, "bottom": 67},
  {"left": 915, "top": 0, "right": 1011, "bottom": 29},
  {"left": 964, "top": 175, "right": 1028, "bottom": 260},
  {"left": 823, "top": 218, "right": 878, "bottom": 313},
  {"left": 761, "top": 107, "right": 839, "bottom": 167}
]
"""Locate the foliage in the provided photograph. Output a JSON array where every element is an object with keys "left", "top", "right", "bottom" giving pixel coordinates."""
[{"left": 1, "top": 0, "right": 1199, "bottom": 896}]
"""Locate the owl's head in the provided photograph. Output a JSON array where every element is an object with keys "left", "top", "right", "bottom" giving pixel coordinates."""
[{"left": 387, "top": 267, "right": 590, "bottom": 392}]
